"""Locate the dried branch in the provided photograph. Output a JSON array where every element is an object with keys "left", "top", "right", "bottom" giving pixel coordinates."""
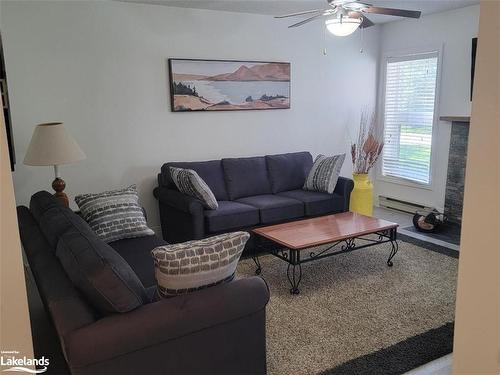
[{"left": 351, "top": 109, "right": 384, "bottom": 174}]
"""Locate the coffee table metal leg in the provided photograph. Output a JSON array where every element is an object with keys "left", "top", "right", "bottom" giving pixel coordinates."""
[
  {"left": 387, "top": 228, "right": 399, "bottom": 267},
  {"left": 286, "top": 249, "right": 302, "bottom": 294}
]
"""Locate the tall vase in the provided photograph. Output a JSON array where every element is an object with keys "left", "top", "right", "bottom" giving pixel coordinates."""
[{"left": 350, "top": 173, "right": 374, "bottom": 216}]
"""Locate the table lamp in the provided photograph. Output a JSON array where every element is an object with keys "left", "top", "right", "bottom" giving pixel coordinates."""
[{"left": 24, "top": 122, "right": 86, "bottom": 207}]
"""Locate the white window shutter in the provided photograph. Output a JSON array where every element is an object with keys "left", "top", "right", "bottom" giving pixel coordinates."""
[{"left": 382, "top": 52, "right": 439, "bottom": 185}]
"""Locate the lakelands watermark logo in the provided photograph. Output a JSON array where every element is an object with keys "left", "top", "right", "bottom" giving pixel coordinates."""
[{"left": 1, "top": 351, "right": 49, "bottom": 374}]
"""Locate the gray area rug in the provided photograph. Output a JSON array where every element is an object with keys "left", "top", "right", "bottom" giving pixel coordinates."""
[{"left": 237, "top": 237, "right": 458, "bottom": 375}]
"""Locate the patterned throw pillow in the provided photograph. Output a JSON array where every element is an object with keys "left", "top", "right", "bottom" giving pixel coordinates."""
[
  {"left": 303, "top": 154, "right": 346, "bottom": 194},
  {"left": 75, "top": 185, "right": 154, "bottom": 243},
  {"left": 170, "top": 167, "right": 218, "bottom": 210},
  {"left": 151, "top": 231, "right": 250, "bottom": 298}
]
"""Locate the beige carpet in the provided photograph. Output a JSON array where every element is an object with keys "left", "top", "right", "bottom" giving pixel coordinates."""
[{"left": 236, "top": 238, "right": 458, "bottom": 375}]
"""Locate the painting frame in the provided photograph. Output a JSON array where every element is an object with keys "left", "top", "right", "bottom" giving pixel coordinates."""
[{"left": 168, "top": 58, "right": 291, "bottom": 112}]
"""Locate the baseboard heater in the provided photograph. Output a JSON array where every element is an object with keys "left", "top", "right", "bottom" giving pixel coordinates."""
[{"left": 378, "top": 196, "right": 433, "bottom": 214}]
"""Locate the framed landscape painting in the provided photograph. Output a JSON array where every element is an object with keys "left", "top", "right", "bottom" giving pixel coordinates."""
[{"left": 168, "top": 58, "right": 290, "bottom": 112}]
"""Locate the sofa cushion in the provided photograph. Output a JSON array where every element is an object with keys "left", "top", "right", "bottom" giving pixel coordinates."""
[
  {"left": 266, "top": 152, "right": 313, "bottom": 193},
  {"left": 278, "top": 189, "right": 345, "bottom": 216},
  {"left": 204, "top": 201, "right": 260, "bottom": 233},
  {"left": 37, "top": 206, "right": 95, "bottom": 249},
  {"left": 109, "top": 235, "right": 168, "bottom": 289},
  {"left": 236, "top": 195, "right": 304, "bottom": 224},
  {"left": 151, "top": 232, "right": 250, "bottom": 298},
  {"left": 30, "top": 190, "right": 63, "bottom": 222},
  {"left": 222, "top": 157, "right": 271, "bottom": 200},
  {"left": 75, "top": 185, "right": 154, "bottom": 243},
  {"left": 161, "top": 160, "right": 229, "bottom": 201},
  {"left": 17, "top": 206, "right": 97, "bottom": 331},
  {"left": 170, "top": 167, "right": 218, "bottom": 210},
  {"left": 56, "top": 228, "right": 149, "bottom": 314},
  {"left": 304, "top": 154, "right": 346, "bottom": 194}
]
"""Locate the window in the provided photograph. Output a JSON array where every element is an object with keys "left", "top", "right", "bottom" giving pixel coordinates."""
[{"left": 381, "top": 52, "right": 439, "bottom": 185}]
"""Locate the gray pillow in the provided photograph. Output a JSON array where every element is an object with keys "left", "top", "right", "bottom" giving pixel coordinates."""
[
  {"left": 29, "top": 190, "right": 64, "bottom": 222},
  {"left": 37, "top": 205, "right": 95, "bottom": 249},
  {"left": 75, "top": 185, "right": 154, "bottom": 243},
  {"left": 170, "top": 167, "right": 218, "bottom": 210},
  {"left": 151, "top": 231, "right": 250, "bottom": 298},
  {"left": 303, "top": 154, "right": 346, "bottom": 194},
  {"left": 56, "top": 228, "right": 149, "bottom": 313}
]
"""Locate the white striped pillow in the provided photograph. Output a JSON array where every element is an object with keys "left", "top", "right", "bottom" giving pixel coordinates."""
[
  {"left": 170, "top": 167, "right": 218, "bottom": 210},
  {"left": 75, "top": 185, "right": 154, "bottom": 243},
  {"left": 303, "top": 154, "right": 346, "bottom": 194}
]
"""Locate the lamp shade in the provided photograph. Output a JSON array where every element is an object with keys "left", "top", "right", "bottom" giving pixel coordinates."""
[{"left": 24, "top": 122, "right": 86, "bottom": 166}]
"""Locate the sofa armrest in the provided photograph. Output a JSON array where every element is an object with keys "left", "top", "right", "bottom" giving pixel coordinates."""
[
  {"left": 154, "top": 187, "right": 205, "bottom": 242},
  {"left": 65, "top": 277, "right": 269, "bottom": 373},
  {"left": 153, "top": 186, "right": 204, "bottom": 214},
  {"left": 334, "top": 177, "right": 355, "bottom": 211}
]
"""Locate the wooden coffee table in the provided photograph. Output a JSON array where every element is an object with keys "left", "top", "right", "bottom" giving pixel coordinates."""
[{"left": 252, "top": 212, "right": 399, "bottom": 294}]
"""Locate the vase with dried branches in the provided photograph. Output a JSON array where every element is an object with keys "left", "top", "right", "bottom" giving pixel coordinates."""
[{"left": 349, "top": 111, "right": 384, "bottom": 216}]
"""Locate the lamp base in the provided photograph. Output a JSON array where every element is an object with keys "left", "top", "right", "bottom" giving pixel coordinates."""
[{"left": 52, "top": 177, "right": 69, "bottom": 207}]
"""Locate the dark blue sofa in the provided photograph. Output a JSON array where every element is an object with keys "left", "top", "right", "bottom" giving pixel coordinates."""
[
  {"left": 154, "top": 151, "right": 354, "bottom": 245},
  {"left": 18, "top": 192, "right": 269, "bottom": 374}
]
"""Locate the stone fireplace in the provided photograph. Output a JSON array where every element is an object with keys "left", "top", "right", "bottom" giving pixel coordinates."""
[{"left": 440, "top": 116, "right": 470, "bottom": 224}]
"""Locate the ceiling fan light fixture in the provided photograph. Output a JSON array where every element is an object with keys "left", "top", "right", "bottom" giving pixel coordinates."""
[{"left": 325, "top": 14, "right": 362, "bottom": 36}]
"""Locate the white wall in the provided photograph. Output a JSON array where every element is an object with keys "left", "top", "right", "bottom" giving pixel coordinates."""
[
  {"left": 1, "top": 0, "right": 380, "bottom": 232},
  {"left": 374, "top": 5, "right": 480, "bottom": 211}
]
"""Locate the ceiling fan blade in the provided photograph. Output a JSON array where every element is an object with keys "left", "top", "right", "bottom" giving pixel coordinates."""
[
  {"left": 360, "top": 15, "right": 375, "bottom": 28},
  {"left": 343, "top": 1, "right": 372, "bottom": 11},
  {"left": 288, "top": 13, "right": 326, "bottom": 28},
  {"left": 329, "top": 0, "right": 357, "bottom": 6},
  {"left": 275, "top": 8, "right": 328, "bottom": 19},
  {"left": 362, "top": 6, "right": 421, "bottom": 18},
  {"left": 346, "top": 11, "right": 374, "bottom": 28}
]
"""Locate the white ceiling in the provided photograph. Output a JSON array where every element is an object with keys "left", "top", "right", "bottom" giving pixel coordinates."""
[{"left": 118, "top": 0, "right": 479, "bottom": 24}]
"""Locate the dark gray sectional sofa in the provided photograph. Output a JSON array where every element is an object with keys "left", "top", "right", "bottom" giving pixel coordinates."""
[
  {"left": 154, "top": 151, "right": 354, "bottom": 245},
  {"left": 18, "top": 191, "right": 269, "bottom": 374}
]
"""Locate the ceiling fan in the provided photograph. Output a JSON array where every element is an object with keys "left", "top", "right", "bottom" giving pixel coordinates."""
[{"left": 275, "top": 0, "right": 421, "bottom": 36}]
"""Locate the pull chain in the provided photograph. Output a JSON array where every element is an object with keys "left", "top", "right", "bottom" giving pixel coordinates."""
[
  {"left": 360, "top": 25, "right": 364, "bottom": 54},
  {"left": 323, "top": 24, "right": 327, "bottom": 55}
]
